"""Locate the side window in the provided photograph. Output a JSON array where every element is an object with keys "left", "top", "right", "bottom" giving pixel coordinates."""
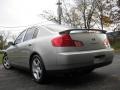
[
  {"left": 14, "top": 30, "right": 26, "bottom": 44},
  {"left": 33, "top": 28, "right": 39, "bottom": 38},
  {"left": 23, "top": 27, "right": 38, "bottom": 41}
]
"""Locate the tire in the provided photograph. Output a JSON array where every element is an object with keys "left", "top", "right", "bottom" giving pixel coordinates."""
[
  {"left": 2, "top": 55, "right": 12, "bottom": 70},
  {"left": 30, "top": 55, "right": 47, "bottom": 83}
]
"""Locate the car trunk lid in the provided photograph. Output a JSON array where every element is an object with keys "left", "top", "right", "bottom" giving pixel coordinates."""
[{"left": 58, "top": 29, "right": 110, "bottom": 51}]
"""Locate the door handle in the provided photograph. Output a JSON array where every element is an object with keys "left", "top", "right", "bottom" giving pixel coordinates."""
[{"left": 28, "top": 44, "right": 32, "bottom": 46}]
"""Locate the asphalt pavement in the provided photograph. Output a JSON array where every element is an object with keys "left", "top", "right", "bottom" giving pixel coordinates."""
[{"left": 0, "top": 54, "right": 120, "bottom": 90}]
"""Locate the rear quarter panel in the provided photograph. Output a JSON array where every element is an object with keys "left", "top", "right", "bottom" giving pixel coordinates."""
[{"left": 32, "top": 27, "right": 59, "bottom": 70}]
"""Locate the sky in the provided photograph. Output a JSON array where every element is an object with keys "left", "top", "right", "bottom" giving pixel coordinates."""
[
  {"left": 0, "top": 0, "right": 58, "bottom": 40},
  {"left": 0, "top": 0, "right": 117, "bottom": 41},
  {"left": 0, "top": 0, "right": 57, "bottom": 26}
]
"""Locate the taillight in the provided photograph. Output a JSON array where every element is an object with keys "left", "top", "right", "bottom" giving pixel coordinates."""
[
  {"left": 52, "top": 34, "right": 84, "bottom": 47},
  {"left": 104, "top": 39, "right": 110, "bottom": 48}
]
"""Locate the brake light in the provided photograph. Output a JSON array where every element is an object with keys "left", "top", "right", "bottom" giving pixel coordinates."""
[
  {"left": 52, "top": 34, "right": 84, "bottom": 47},
  {"left": 104, "top": 39, "right": 110, "bottom": 48}
]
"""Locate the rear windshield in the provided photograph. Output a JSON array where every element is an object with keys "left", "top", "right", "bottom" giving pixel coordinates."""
[
  {"left": 43, "top": 24, "right": 106, "bottom": 34},
  {"left": 44, "top": 24, "right": 71, "bottom": 32}
]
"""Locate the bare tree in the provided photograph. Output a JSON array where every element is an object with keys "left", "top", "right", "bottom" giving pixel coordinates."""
[
  {"left": 0, "top": 31, "right": 10, "bottom": 49},
  {"left": 40, "top": 0, "right": 119, "bottom": 30},
  {"left": 40, "top": 10, "right": 58, "bottom": 23},
  {"left": 74, "top": 0, "right": 98, "bottom": 29},
  {"left": 40, "top": 0, "right": 98, "bottom": 29}
]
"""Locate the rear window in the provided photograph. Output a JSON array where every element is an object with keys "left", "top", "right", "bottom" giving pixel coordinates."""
[
  {"left": 44, "top": 24, "right": 71, "bottom": 32},
  {"left": 44, "top": 24, "right": 106, "bottom": 34}
]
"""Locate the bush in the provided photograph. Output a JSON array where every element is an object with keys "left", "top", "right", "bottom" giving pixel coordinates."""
[{"left": 109, "top": 39, "right": 120, "bottom": 50}]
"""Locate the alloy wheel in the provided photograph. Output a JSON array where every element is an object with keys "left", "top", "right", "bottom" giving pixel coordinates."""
[
  {"left": 32, "top": 57, "right": 43, "bottom": 80},
  {"left": 3, "top": 55, "right": 11, "bottom": 69}
]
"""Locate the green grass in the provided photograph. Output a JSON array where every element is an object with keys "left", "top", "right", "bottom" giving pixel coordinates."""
[
  {"left": 0, "top": 54, "right": 3, "bottom": 64},
  {"left": 111, "top": 42, "right": 120, "bottom": 50}
]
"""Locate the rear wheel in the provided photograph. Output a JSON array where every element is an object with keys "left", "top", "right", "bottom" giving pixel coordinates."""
[
  {"left": 2, "top": 55, "right": 12, "bottom": 70},
  {"left": 31, "top": 55, "right": 47, "bottom": 83}
]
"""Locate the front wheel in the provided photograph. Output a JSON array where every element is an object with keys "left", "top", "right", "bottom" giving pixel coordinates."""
[
  {"left": 31, "top": 55, "right": 47, "bottom": 83},
  {"left": 2, "top": 55, "right": 12, "bottom": 70}
]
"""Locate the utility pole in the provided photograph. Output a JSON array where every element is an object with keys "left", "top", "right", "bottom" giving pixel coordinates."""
[
  {"left": 57, "top": 0, "right": 62, "bottom": 24},
  {"left": 117, "top": 0, "right": 120, "bottom": 8}
]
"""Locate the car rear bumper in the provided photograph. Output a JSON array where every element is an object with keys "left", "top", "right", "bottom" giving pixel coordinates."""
[
  {"left": 46, "top": 48, "right": 114, "bottom": 71},
  {"left": 47, "top": 61, "right": 112, "bottom": 74}
]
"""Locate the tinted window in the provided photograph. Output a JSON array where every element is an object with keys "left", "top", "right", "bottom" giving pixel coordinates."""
[
  {"left": 15, "top": 30, "right": 26, "bottom": 44},
  {"left": 23, "top": 27, "right": 38, "bottom": 41}
]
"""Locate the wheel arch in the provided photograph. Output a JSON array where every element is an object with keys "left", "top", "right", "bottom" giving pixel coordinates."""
[
  {"left": 4, "top": 52, "right": 7, "bottom": 56},
  {"left": 29, "top": 52, "right": 46, "bottom": 71},
  {"left": 2, "top": 50, "right": 7, "bottom": 56}
]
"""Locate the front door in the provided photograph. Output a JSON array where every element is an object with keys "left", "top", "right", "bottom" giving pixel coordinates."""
[{"left": 9, "top": 30, "right": 26, "bottom": 66}]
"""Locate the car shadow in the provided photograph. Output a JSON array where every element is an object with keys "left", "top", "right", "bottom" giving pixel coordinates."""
[
  {"left": 2, "top": 66, "right": 116, "bottom": 88},
  {"left": 48, "top": 72, "right": 109, "bottom": 86},
  {"left": 4, "top": 67, "right": 110, "bottom": 86}
]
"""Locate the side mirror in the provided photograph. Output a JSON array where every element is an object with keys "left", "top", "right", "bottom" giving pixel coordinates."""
[{"left": 8, "top": 42, "right": 15, "bottom": 46}]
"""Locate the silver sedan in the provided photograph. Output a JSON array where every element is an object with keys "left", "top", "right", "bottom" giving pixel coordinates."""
[{"left": 2, "top": 23, "right": 114, "bottom": 83}]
